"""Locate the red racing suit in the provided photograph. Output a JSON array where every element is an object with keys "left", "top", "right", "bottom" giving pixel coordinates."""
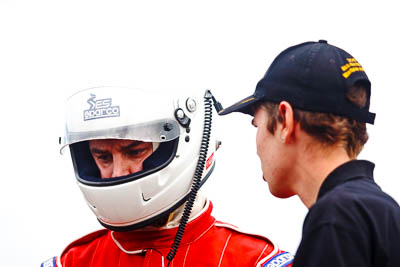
[{"left": 41, "top": 201, "right": 293, "bottom": 267}]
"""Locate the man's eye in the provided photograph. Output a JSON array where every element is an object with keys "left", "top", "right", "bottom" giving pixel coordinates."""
[
  {"left": 97, "top": 154, "right": 112, "bottom": 162},
  {"left": 127, "top": 149, "right": 144, "bottom": 157}
]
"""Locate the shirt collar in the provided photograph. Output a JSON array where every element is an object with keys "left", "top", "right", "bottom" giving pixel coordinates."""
[{"left": 317, "top": 160, "right": 375, "bottom": 199}]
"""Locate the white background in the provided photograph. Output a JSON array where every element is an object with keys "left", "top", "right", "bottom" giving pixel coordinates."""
[{"left": 1, "top": 1, "right": 399, "bottom": 266}]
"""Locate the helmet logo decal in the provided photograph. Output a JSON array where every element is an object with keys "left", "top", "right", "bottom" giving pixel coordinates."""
[
  {"left": 83, "top": 93, "right": 121, "bottom": 121},
  {"left": 142, "top": 192, "right": 151, "bottom": 202}
]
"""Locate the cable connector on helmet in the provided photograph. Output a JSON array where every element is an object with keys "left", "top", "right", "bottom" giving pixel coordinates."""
[
  {"left": 205, "top": 90, "right": 223, "bottom": 113},
  {"left": 174, "top": 108, "right": 191, "bottom": 128}
]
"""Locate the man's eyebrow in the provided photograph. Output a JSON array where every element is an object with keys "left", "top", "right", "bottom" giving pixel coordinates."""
[
  {"left": 91, "top": 147, "right": 107, "bottom": 154},
  {"left": 120, "top": 141, "right": 143, "bottom": 150},
  {"left": 90, "top": 140, "right": 144, "bottom": 154}
]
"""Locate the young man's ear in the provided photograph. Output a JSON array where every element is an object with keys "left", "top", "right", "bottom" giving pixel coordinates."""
[{"left": 278, "top": 101, "right": 295, "bottom": 143}]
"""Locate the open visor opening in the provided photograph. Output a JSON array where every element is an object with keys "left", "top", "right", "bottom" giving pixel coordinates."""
[{"left": 70, "top": 137, "right": 179, "bottom": 186}]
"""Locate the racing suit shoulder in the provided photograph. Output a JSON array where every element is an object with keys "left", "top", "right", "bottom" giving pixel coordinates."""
[
  {"left": 41, "top": 229, "right": 109, "bottom": 267},
  {"left": 214, "top": 221, "right": 294, "bottom": 267},
  {"left": 61, "top": 229, "right": 109, "bottom": 255}
]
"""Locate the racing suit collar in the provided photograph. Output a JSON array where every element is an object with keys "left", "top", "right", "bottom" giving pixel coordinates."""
[{"left": 111, "top": 199, "right": 215, "bottom": 252}]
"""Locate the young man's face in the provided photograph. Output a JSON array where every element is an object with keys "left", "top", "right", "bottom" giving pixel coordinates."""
[
  {"left": 89, "top": 139, "right": 154, "bottom": 178},
  {"left": 252, "top": 105, "right": 293, "bottom": 198}
]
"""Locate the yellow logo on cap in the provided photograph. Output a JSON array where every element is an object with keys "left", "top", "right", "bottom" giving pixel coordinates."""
[
  {"left": 240, "top": 97, "right": 255, "bottom": 105},
  {"left": 341, "top": 58, "right": 365, "bottom": 79}
]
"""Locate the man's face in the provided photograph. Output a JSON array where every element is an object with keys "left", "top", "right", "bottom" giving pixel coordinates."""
[
  {"left": 89, "top": 139, "right": 154, "bottom": 178},
  {"left": 252, "top": 106, "right": 293, "bottom": 198}
]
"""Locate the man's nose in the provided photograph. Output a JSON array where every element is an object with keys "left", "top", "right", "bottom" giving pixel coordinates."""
[{"left": 112, "top": 157, "right": 143, "bottom": 177}]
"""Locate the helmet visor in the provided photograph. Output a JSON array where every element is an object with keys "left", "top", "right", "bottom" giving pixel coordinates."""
[{"left": 62, "top": 119, "right": 180, "bottom": 153}]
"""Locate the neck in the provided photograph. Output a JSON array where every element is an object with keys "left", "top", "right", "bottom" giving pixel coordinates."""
[{"left": 294, "top": 145, "right": 351, "bottom": 209}]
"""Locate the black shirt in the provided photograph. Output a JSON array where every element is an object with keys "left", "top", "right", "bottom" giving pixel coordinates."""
[{"left": 293, "top": 160, "right": 400, "bottom": 267}]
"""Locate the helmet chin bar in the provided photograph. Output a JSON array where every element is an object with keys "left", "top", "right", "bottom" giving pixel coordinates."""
[
  {"left": 98, "top": 162, "right": 215, "bottom": 232},
  {"left": 99, "top": 192, "right": 188, "bottom": 232}
]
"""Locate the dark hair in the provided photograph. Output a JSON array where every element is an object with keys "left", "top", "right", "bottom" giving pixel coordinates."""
[{"left": 262, "top": 82, "right": 369, "bottom": 158}]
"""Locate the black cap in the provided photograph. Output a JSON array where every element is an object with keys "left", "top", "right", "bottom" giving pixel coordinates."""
[{"left": 219, "top": 40, "right": 375, "bottom": 124}]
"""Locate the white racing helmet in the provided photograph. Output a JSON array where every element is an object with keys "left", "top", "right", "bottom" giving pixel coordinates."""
[{"left": 61, "top": 86, "right": 219, "bottom": 231}]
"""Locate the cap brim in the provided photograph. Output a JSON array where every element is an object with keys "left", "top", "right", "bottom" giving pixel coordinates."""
[{"left": 218, "top": 95, "right": 261, "bottom": 116}]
